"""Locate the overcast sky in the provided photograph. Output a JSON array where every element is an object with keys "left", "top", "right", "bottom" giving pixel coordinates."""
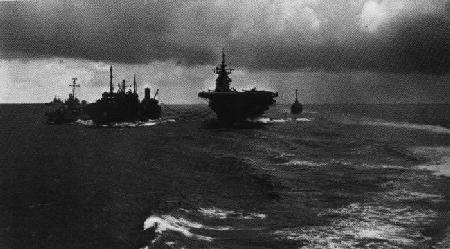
[{"left": 0, "top": 0, "right": 449, "bottom": 103}]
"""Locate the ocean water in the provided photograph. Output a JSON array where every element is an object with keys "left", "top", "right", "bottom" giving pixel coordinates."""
[{"left": 0, "top": 103, "right": 449, "bottom": 249}]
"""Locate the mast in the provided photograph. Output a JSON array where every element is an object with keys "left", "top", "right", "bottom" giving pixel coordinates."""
[
  {"left": 214, "top": 49, "right": 234, "bottom": 92},
  {"left": 110, "top": 66, "right": 113, "bottom": 94},
  {"left": 295, "top": 89, "right": 298, "bottom": 101},
  {"left": 221, "top": 48, "right": 225, "bottom": 66},
  {"left": 122, "top": 80, "right": 126, "bottom": 93},
  {"left": 133, "top": 74, "right": 137, "bottom": 94},
  {"left": 69, "top": 78, "right": 80, "bottom": 99}
]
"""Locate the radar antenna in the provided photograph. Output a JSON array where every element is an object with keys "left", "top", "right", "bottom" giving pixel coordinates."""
[{"left": 69, "top": 78, "right": 80, "bottom": 99}]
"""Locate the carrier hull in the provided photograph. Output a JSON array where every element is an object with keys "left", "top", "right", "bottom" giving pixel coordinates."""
[{"left": 199, "top": 91, "right": 277, "bottom": 122}]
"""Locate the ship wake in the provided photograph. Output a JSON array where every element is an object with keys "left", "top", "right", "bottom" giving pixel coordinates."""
[{"left": 74, "top": 118, "right": 176, "bottom": 127}]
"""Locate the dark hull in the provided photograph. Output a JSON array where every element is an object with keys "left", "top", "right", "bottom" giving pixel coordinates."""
[
  {"left": 85, "top": 100, "right": 161, "bottom": 124},
  {"left": 291, "top": 101, "right": 302, "bottom": 114},
  {"left": 45, "top": 107, "right": 88, "bottom": 124},
  {"left": 199, "top": 91, "right": 277, "bottom": 122}
]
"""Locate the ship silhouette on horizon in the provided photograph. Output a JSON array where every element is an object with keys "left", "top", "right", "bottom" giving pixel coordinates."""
[
  {"left": 84, "top": 66, "right": 161, "bottom": 124},
  {"left": 291, "top": 89, "right": 302, "bottom": 114},
  {"left": 45, "top": 78, "right": 89, "bottom": 124},
  {"left": 198, "top": 50, "right": 278, "bottom": 124}
]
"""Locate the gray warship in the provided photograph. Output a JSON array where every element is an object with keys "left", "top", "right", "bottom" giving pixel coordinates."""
[
  {"left": 198, "top": 50, "right": 278, "bottom": 124},
  {"left": 45, "top": 78, "right": 88, "bottom": 124}
]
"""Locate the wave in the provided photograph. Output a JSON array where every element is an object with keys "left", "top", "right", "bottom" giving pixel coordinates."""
[
  {"left": 74, "top": 118, "right": 176, "bottom": 127},
  {"left": 295, "top": 117, "right": 312, "bottom": 122},
  {"left": 410, "top": 146, "right": 450, "bottom": 177},
  {"left": 274, "top": 203, "right": 436, "bottom": 248},
  {"left": 142, "top": 207, "right": 267, "bottom": 247},
  {"left": 360, "top": 163, "right": 407, "bottom": 170},
  {"left": 198, "top": 207, "right": 267, "bottom": 220},
  {"left": 143, "top": 214, "right": 230, "bottom": 245},
  {"left": 381, "top": 189, "right": 443, "bottom": 202},
  {"left": 142, "top": 207, "right": 266, "bottom": 247},
  {"left": 359, "top": 120, "right": 450, "bottom": 134},
  {"left": 283, "top": 160, "right": 326, "bottom": 167},
  {"left": 250, "top": 117, "right": 313, "bottom": 124}
]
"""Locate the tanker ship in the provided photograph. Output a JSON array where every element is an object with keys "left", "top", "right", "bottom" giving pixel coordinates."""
[{"left": 85, "top": 67, "right": 161, "bottom": 124}]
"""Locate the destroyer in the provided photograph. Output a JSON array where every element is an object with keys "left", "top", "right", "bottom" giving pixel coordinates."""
[
  {"left": 84, "top": 67, "right": 161, "bottom": 124},
  {"left": 45, "top": 78, "right": 88, "bottom": 124},
  {"left": 198, "top": 50, "right": 278, "bottom": 124}
]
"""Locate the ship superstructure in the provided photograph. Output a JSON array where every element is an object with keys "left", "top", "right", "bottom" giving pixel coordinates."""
[
  {"left": 198, "top": 50, "right": 278, "bottom": 123},
  {"left": 45, "top": 78, "right": 88, "bottom": 124},
  {"left": 84, "top": 66, "right": 161, "bottom": 124}
]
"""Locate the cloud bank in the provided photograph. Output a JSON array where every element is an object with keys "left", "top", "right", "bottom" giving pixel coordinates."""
[{"left": 0, "top": 0, "right": 449, "bottom": 74}]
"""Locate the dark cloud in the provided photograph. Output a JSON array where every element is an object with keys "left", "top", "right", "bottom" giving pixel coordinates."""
[{"left": 0, "top": 0, "right": 448, "bottom": 74}]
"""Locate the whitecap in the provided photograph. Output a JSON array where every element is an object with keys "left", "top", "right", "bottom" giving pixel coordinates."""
[
  {"left": 381, "top": 189, "right": 443, "bottom": 202},
  {"left": 74, "top": 119, "right": 94, "bottom": 126},
  {"left": 144, "top": 215, "right": 213, "bottom": 243},
  {"left": 359, "top": 120, "right": 450, "bottom": 134},
  {"left": 248, "top": 117, "right": 291, "bottom": 124},
  {"left": 275, "top": 203, "right": 436, "bottom": 248},
  {"left": 198, "top": 207, "right": 267, "bottom": 220},
  {"left": 75, "top": 118, "right": 176, "bottom": 127},
  {"left": 283, "top": 160, "right": 326, "bottom": 167},
  {"left": 140, "top": 122, "right": 157, "bottom": 126},
  {"left": 410, "top": 146, "right": 450, "bottom": 177},
  {"left": 360, "top": 163, "right": 407, "bottom": 170},
  {"left": 295, "top": 118, "right": 312, "bottom": 122}
]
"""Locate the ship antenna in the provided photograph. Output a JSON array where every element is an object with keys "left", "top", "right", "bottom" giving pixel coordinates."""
[
  {"left": 133, "top": 74, "right": 137, "bottom": 94},
  {"left": 221, "top": 48, "right": 225, "bottom": 66},
  {"left": 69, "top": 78, "right": 80, "bottom": 99},
  {"left": 110, "top": 66, "right": 113, "bottom": 94}
]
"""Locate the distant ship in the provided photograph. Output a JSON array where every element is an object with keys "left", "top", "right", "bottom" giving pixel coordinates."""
[
  {"left": 290, "top": 89, "right": 302, "bottom": 114},
  {"left": 198, "top": 50, "right": 278, "bottom": 124},
  {"left": 45, "top": 78, "right": 88, "bottom": 124},
  {"left": 45, "top": 96, "right": 63, "bottom": 105},
  {"left": 84, "top": 66, "right": 161, "bottom": 124}
]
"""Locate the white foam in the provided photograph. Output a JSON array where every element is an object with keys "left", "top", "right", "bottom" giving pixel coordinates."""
[
  {"left": 360, "top": 163, "right": 407, "bottom": 170},
  {"left": 275, "top": 203, "right": 436, "bottom": 248},
  {"left": 75, "top": 118, "right": 176, "bottom": 127},
  {"left": 360, "top": 120, "right": 450, "bottom": 134},
  {"left": 248, "top": 213, "right": 267, "bottom": 219},
  {"left": 144, "top": 215, "right": 213, "bottom": 243},
  {"left": 250, "top": 117, "right": 291, "bottom": 123},
  {"left": 272, "top": 118, "right": 290, "bottom": 123},
  {"left": 381, "top": 189, "right": 443, "bottom": 202},
  {"left": 74, "top": 119, "right": 94, "bottom": 126},
  {"left": 296, "top": 118, "right": 312, "bottom": 122},
  {"left": 198, "top": 207, "right": 266, "bottom": 220},
  {"left": 198, "top": 208, "right": 233, "bottom": 219},
  {"left": 248, "top": 117, "right": 312, "bottom": 124},
  {"left": 410, "top": 146, "right": 450, "bottom": 177},
  {"left": 140, "top": 122, "right": 157, "bottom": 126},
  {"left": 283, "top": 160, "right": 326, "bottom": 167}
]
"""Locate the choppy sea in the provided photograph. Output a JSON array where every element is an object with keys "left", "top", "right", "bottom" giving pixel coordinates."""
[{"left": 0, "top": 103, "right": 449, "bottom": 249}]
